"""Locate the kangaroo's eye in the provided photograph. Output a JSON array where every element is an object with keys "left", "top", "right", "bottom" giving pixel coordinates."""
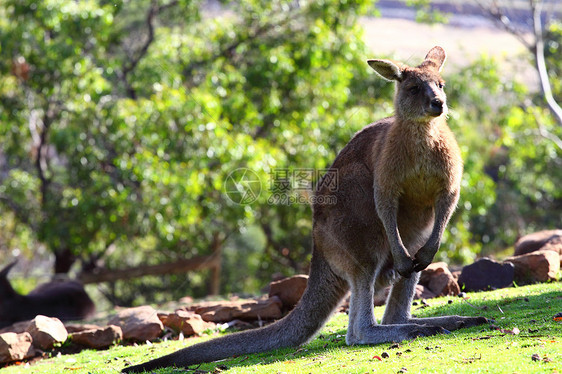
[
  {"left": 409, "top": 85, "right": 420, "bottom": 94},
  {"left": 438, "top": 82, "right": 445, "bottom": 89}
]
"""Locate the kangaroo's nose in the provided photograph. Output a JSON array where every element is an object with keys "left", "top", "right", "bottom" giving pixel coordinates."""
[
  {"left": 430, "top": 98, "right": 443, "bottom": 110},
  {"left": 429, "top": 98, "right": 444, "bottom": 116}
]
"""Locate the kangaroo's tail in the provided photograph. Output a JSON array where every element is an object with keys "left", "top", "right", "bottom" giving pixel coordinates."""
[{"left": 122, "top": 249, "right": 348, "bottom": 373}]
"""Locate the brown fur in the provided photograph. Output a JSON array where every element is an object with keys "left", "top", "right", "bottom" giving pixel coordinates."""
[
  {"left": 121, "top": 46, "right": 487, "bottom": 373},
  {"left": 0, "top": 261, "right": 95, "bottom": 328}
]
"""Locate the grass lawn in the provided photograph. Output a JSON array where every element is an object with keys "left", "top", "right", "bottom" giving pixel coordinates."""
[{"left": 3, "top": 282, "right": 561, "bottom": 374}]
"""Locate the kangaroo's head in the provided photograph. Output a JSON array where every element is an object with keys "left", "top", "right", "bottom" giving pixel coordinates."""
[{"left": 367, "top": 46, "right": 447, "bottom": 123}]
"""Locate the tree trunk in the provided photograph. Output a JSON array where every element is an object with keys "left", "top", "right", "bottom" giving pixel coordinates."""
[
  {"left": 209, "top": 233, "right": 222, "bottom": 295},
  {"left": 54, "top": 248, "right": 76, "bottom": 274},
  {"left": 78, "top": 253, "right": 221, "bottom": 284}
]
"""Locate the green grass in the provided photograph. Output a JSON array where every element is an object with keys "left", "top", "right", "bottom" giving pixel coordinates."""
[{"left": 3, "top": 282, "right": 561, "bottom": 374}]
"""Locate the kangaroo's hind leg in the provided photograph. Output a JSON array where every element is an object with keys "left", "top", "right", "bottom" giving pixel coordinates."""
[
  {"left": 381, "top": 272, "right": 489, "bottom": 330},
  {"left": 345, "top": 265, "right": 447, "bottom": 346}
]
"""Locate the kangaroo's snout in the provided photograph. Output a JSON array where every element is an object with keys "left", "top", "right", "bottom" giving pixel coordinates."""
[{"left": 428, "top": 97, "right": 444, "bottom": 116}]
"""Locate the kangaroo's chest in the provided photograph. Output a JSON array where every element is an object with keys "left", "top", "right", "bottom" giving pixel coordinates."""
[{"left": 398, "top": 140, "right": 452, "bottom": 205}]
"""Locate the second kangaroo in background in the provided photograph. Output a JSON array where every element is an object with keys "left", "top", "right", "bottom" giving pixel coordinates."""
[{"left": 122, "top": 46, "right": 488, "bottom": 373}]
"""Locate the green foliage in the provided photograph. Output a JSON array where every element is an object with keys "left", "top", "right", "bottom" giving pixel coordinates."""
[
  {"left": 405, "top": 0, "right": 449, "bottom": 24},
  {"left": 439, "top": 40, "right": 562, "bottom": 258},
  {"left": 0, "top": 0, "right": 377, "bottom": 301},
  {"left": 0, "top": 0, "right": 560, "bottom": 304}
]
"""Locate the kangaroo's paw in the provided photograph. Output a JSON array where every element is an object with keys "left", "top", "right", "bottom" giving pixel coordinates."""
[
  {"left": 409, "top": 325, "right": 450, "bottom": 339},
  {"left": 394, "top": 256, "right": 415, "bottom": 278},
  {"left": 410, "top": 315, "right": 491, "bottom": 331},
  {"left": 346, "top": 323, "right": 450, "bottom": 345}
]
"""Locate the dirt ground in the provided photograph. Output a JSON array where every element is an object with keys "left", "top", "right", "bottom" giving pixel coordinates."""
[{"left": 360, "top": 16, "right": 537, "bottom": 86}]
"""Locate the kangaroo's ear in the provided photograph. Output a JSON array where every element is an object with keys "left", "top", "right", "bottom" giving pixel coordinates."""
[
  {"left": 423, "top": 46, "right": 447, "bottom": 72},
  {"left": 0, "top": 261, "right": 17, "bottom": 278},
  {"left": 367, "top": 59, "right": 403, "bottom": 81}
]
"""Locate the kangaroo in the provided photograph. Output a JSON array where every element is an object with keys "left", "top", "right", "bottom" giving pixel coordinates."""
[
  {"left": 0, "top": 261, "right": 96, "bottom": 328},
  {"left": 122, "top": 46, "right": 488, "bottom": 373}
]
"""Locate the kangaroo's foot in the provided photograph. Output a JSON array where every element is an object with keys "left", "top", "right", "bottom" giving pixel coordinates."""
[
  {"left": 409, "top": 316, "right": 490, "bottom": 331},
  {"left": 346, "top": 323, "right": 449, "bottom": 345}
]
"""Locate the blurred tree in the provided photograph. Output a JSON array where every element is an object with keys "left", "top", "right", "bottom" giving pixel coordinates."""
[
  {"left": 467, "top": 0, "right": 562, "bottom": 249},
  {"left": 0, "top": 0, "right": 383, "bottom": 302},
  {"left": 1, "top": 0, "right": 559, "bottom": 305},
  {"left": 477, "top": 0, "right": 562, "bottom": 125}
]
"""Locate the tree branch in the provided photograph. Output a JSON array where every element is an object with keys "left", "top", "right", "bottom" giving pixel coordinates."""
[
  {"left": 526, "top": 105, "right": 562, "bottom": 151},
  {"left": 156, "top": 0, "right": 179, "bottom": 13},
  {"left": 78, "top": 253, "right": 221, "bottom": 284},
  {"left": 530, "top": 0, "right": 562, "bottom": 126},
  {"left": 182, "top": 8, "right": 297, "bottom": 83},
  {"left": 476, "top": 0, "right": 562, "bottom": 126},
  {"left": 120, "top": 0, "right": 163, "bottom": 99},
  {"left": 34, "top": 110, "right": 51, "bottom": 208},
  {"left": 475, "top": 0, "right": 533, "bottom": 51}
]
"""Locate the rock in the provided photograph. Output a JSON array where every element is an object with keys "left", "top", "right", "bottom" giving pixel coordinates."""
[
  {"left": 458, "top": 258, "right": 514, "bottom": 292},
  {"left": 414, "top": 284, "right": 437, "bottom": 300},
  {"left": 108, "top": 306, "right": 163, "bottom": 342},
  {"left": 26, "top": 315, "right": 68, "bottom": 350},
  {"left": 0, "top": 320, "right": 31, "bottom": 334},
  {"left": 268, "top": 275, "right": 309, "bottom": 309},
  {"left": 0, "top": 332, "right": 35, "bottom": 363},
  {"left": 451, "top": 270, "right": 461, "bottom": 282},
  {"left": 419, "top": 262, "right": 460, "bottom": 297},
  {"left": 186, "top": 297, "right": 283, "bottom": 323},
  {"left": 337, "top": 296, "right": 350, "bottom": 313},
  {"left": 514, "top": 230, "right": 562, "bottom": 258},
  {"left": 71, "top": 325, "right": 122, "bottom": 349},
  {"left": 504, "top": 250, "right": 560, "bottom": 285},
  {"left": 178, "top": 296, "right": 194, "bottom": 305},
  {"left": 221, "top": 319, "right": 256, "bottom": 330},
  {"left": 64, "top": 323, "right": 103, "bottom": 334},
  {"left": 158, "top": 310, "right": 215, "bottom": 336},
  {"left": 374, "top": 287, "right": 391, "bottom": 306},
  {"left": 342, "top": 284, "right": 435, "bottom": 308}
]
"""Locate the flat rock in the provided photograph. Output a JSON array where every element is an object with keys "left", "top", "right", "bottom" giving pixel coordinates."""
[
  {"left": 26, "top": 315, "right": 68, "bottom": 350},
  {"left": 414, "top": 284, "right": 437, "bottom": 300},
  {"left": 178, "top": 296, "right": 194, "bottom": 305},
  {"left": 451, "top": 270, "right": 461, "bottom": 282},
  {"left": 0, "top": 321, "right": 31, "bottom": 335},
  {"left": 185, "top": 297, "right": 283, "bottom": 323},
  {"left": 0, "top": 332, "right": 35, "bottom": 363},
  {"left": 71, "top": 325, "right": 122, "bottom": 349},
  {"left": 419, "top": 262, "right": 460, "bottom": 297},
  {"left": 337, "top": 296, "right": 350, "bottom": 313},
  {"left": 64, "top": 323, "right": 103, "bottom": 334},
  {"left": 158, "top": 310, "right": 215, "bottom": 336},
  {"left": 374, "top": 287, "right": 391, "bottom": 306},
  {"left": 458, "top": 258, "right": 514, "bottom": 292},
  {"left": 514, "top": 230, "right": 562, "bottom": 258},
  {"left": 504, "top": 250, "right": 560, "bottom": 285},
  {"left": 108, "top": 306, "right": 163, "bottom": 342},
  {"left": 268, "top": 275, "right": 309, "bottom": 309}
]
